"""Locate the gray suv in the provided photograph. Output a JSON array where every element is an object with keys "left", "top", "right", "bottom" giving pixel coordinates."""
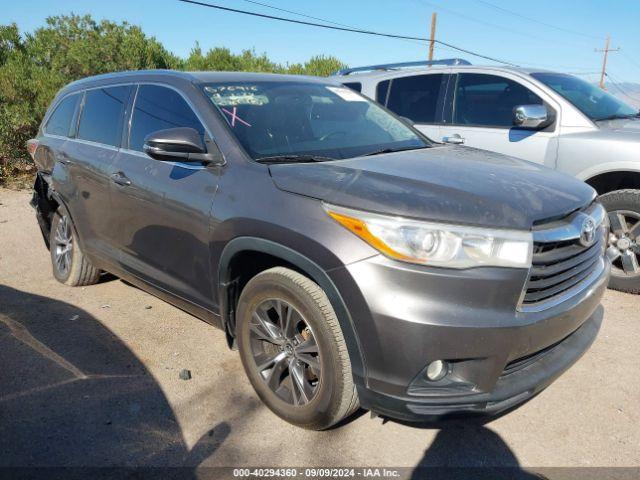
[
  {"left": 29, "top": 70, "right": 609, "bottom": 429},
  {"left": 337, "top": 60, "right": 640, "bottom": 293}
]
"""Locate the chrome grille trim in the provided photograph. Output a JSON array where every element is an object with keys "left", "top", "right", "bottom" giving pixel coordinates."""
[
  {"left": 518, "top": 203, "right": 607, "bottom": 312},
  {"left": 531, "top": 202, "right": 606, "bottom": 243}
]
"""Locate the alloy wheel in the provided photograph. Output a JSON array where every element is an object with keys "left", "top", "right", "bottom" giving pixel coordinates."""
[
  {"left": 53, "top": 214, "right": 73, "bottom": 277},
  {"left": 248, "top": 298, "right": 321, "bottom": 406},
  {"left": 606, "top": 210, "right": 640, "bottom": 278}
]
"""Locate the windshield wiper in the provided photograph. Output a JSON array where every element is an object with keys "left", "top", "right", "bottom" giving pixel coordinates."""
[
  {"left": 255, "top": 154, "right": 335, "bottom": 164},
  {"left": 362, "top": 145, "right": 428, "bottom": 157}
]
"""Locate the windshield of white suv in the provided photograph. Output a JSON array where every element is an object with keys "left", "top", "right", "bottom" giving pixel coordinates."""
[
  {"left": 532, "top": 72, "right": 638, "bottom": 121},
  {"left": 202, "top": 81, "right": 429, "bottom": 162}
]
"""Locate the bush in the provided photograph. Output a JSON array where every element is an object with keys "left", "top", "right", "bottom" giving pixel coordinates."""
[{"left": 0, "top": 15, "right": 347, "bottom": 186}]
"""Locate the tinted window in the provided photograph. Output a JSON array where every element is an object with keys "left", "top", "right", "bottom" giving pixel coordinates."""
[
  {"left": 454, "top": 74, "right": 543, "bottom": 127},
  {"left": 532, "top": 72, "right": 637, "bottom": 121},
  {"left": 386, "top": 74, "right": 444, "bottom": 123},
  {"left": 376, "top": 80, "right": 391, "bottom": 104},
  {"left": 342, "top": 82, "right": 362, "bottom": 93},
  {"left": 45, "top": 94, "right": 79, "bottom": 137},
  {"left": 203, "top": 81, "right": 428, "bottom": 160},
  {"left": 77, "top": 86, "right": 130, "bottom": 146},
  {"left": 129, "top": 85, "right": 204, "bottom": 151}
]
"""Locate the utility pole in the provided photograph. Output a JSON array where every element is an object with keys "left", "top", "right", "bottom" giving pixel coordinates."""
[
  {"left": 596, "top": 35, "right": 619, "bottom": 90},
  {"left": 428, "top": 12, "right": 437, "bottom": 63}
]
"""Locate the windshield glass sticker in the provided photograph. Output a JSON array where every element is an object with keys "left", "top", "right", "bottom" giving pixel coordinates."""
[
  {"left": 204, "top": 85, "right": 269, "bottom": 106},
  {"left": 326, "top": 86, "right": 366, "bottom": 102}
]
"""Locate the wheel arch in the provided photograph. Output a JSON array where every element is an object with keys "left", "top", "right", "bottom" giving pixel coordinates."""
[
  {"left": 32, "top": 173, "right": 86, "bottom": 252},
  {"left": 217, "top": 236, "right": 366, "bottom": 383},
  {"left": 581, "top": 168, "right": 640, "bottom": 195}
]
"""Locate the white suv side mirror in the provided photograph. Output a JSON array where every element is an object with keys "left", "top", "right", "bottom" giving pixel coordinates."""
[{"left": 513, "top": 104, "right": 551, "bottom": 130}]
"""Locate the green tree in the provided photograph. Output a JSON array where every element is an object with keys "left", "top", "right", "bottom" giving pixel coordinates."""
[
  {"left": 0, "top": 14, "right": 180, "bottom": 184},
  {"left": 0, "top": 14, "right": 348, "bottom": 186}
]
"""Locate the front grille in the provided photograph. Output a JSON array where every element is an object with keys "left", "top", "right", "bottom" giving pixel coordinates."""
[{"left": 521, "top": 205, "right": 606, "bottom": 308}]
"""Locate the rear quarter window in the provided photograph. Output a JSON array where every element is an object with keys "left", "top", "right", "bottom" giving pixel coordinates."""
[
  {"left": 44, "top": 94, "right": 80, "bottom": 137},
  {"left": 77, "top": 86, "right": 131, "bottom": 147}
]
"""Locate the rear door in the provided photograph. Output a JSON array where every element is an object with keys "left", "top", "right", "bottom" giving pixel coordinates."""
[
  {"left": 375, "top": 73, "right": 448, "bottom": 142},
  {"left": 109, "top": 84, "right": 219, "bottom": 310},
  {"left": 58, "top": 85, "right": 132, "bottom": 260},
  {"left": 439, "top": 73, "right": 559, "bottom": 166}
]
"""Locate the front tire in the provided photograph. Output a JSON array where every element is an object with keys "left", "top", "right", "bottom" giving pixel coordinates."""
[
  {"left": 599, "top": 189, "right": 640, "bottom": 294},
  {"left": 236, "top": 267, "right": 359, "bottom": 430},
  {"left": 50, "top": 210, "right": 101, "bottom": 286}
]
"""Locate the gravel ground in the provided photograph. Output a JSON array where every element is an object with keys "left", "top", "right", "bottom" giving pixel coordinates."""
[{"left": 1, "top": 187, "right": 639, "bottom": 477}]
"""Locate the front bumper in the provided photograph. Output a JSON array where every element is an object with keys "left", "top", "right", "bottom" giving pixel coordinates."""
[{"left": 330, "top": 254, "right": 609, "bottom": 421}]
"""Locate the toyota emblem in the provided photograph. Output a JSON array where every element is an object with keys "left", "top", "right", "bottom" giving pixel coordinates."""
[{"left": 580, "top": 217, "right": 597, "bottom": 247}]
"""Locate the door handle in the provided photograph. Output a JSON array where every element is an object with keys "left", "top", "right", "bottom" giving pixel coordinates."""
[
  {"left": 442, "top": 134, "right": 465, "bottom": 145},
  {"left": 111, "top": 172, "right": 131, "bottom": 187}
]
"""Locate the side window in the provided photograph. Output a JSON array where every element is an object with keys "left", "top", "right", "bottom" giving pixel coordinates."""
[
  {"left": 342, "top": 82, "right": 362, "bottom": 93},
  {"left": 45, "top": 94, "right": 80, "bottom": 137},
  {"left": 77, "top": 86, "right": 130, "bottom": 147},
  {"left": 453, "top": 73, "right": 543, "bottom": 128},
  {"left": 129, "top": 85, "right": 205, "bottom": 152},
  {"left": 385, "top": 74, "right": 444, "bottom": 124},
  {"left": 376, "top": 80, "right": 391, "bottom": 105}
]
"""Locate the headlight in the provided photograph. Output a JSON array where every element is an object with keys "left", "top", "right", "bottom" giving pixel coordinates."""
[{"left": 324, "top": 204, "right": 532, "bottom": 269}]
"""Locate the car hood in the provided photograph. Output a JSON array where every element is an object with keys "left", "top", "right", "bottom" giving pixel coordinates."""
[
  {"left": 269, "top": 145, "right": 596, "bottom": 230},
  {"left": 595, "top": 117, "right": 640, "bottom": 137}
]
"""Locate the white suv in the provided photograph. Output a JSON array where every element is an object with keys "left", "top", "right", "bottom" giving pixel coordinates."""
[{"left": 336, "top": 59, "right": 640, "bottom": 293}]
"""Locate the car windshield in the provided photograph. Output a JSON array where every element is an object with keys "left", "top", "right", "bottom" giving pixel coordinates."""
[
  {"left": 531, "top": 72, "right": 638, "bottom": 121},
  {"left": 202, "top": 81, "right": 429, "bottom": 162}
]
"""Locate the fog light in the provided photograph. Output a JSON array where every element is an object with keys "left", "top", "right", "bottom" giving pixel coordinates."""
[{"left": 426, "top": 360, "right": 448, "bottom": 381}]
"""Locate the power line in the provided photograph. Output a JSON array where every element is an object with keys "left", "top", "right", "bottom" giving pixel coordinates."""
[
  {"left": 418, "top": 0, "right": 593, "bottom": 50},
  {"left": 472, "top": 0, "right": 602, "bottom": 41},
  {"left": 235, "top": 0, "right": 425, "bottom": 47},
  {"left": 434, "top": 42, "right": 594, "bottom": 73},
  {"left": 605, "top": 72, "right": 640, "bottom": 102},
  {"left": 620, "top": 51, "right": 640, "bottom": 72},
  {"left": 176, "top": 0, "right": 519, "bottom": 66}
]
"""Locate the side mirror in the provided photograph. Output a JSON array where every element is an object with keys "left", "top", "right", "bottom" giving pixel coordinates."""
[
  {"left": 143, "top": 127, "right": 223, "bottom": 164},
  {"left": 513, "top": 104, "right": 552, "bottom": 130}
]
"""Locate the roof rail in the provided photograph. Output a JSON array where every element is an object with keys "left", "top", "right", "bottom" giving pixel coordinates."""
[{"left": 333, "top": 58, "right": 471, "bottom": 76}]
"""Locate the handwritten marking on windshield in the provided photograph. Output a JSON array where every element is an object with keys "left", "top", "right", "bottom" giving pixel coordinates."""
[{"left": 222, "top": 107, "right": 252, "bottom": 127}]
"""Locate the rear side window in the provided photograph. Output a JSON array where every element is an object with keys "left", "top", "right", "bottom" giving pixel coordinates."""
[
  {"left": 385, "top": 74, "right": 444, "bottom": 124},
  {"left": 45, "top": 94, "right": 80, "bottom": 137},
  {"left": 342, "top": 82, "right": 362, "bottom": 93},
  {"left": 129, "top": 85, "right": 204, "bottom": 152},
  {"left": 77, "top": 86, "right": 130, "bottom": 147},
  {"left": 453, "top": 73, "right": 543, "bottom": 128}
]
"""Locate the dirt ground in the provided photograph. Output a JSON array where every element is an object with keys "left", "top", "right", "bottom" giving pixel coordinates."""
[{"left": 1, "top": 187, "right": 639, "bottom": 477}]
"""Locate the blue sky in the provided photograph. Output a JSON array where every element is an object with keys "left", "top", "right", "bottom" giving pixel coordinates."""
[{"left": 6, "top": 0, "right": 640, "bottom": 83}]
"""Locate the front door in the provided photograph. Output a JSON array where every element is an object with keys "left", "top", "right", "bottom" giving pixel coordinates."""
[
  {"left": 439, "top": 73, "right": 559, "bottom": 167},
  {"left": 109, "top": 84, "right": 219, "bottom": 310}
]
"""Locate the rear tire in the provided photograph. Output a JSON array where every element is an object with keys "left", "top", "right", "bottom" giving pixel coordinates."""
[
  {"left": 236, "top": 267, "right": 359, "bottom": 430},
  {"left": 50, "top": 210, "right": 101, "bottom": 287},
  {"left": 599, "top": 189, "right": 640, "bottom": 294}
]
